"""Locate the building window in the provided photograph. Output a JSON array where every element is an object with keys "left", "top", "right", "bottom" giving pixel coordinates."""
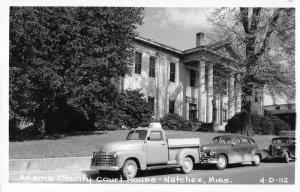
[
  {"left": 134, "top": 52, "right": 142, "bottom": 74},
  {"left": 148, "top": 96, "right": 155, "bottom": 113},
  {"left": 222, "top": 109, "right": 227, "bottom": 122},
  {"left": 169, "top": 100, "right": 175, "bottom": 114},
  {"left": 149, "top": 56, "right": 156, "bottom": 78},
  {"left": 190, "top": 70, "right": 196, "bottom": 87},
  {"left": 189, "top": 103, "right": 198, "bottom": 122},
  {"left": 170, "top": 62, "right": 176, "bottom": 82}
]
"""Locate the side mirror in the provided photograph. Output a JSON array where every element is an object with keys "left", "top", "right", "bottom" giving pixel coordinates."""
[{"left": 147, "top": 136, "right": 150, "bottom": 140}]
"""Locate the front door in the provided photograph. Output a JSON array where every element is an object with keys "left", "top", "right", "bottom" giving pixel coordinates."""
[
  {"left": 146, "top": 131, "right": 168, "bottom": 165},
  {"left": 229, "top": 138, "right": 244, "bottom": 163}
]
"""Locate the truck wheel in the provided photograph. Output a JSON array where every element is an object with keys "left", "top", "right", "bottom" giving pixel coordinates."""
[
  {"left": 216, "top": 155, "right": 227, "bottom": 170},
  {"left": 181, "top": 156, "right": 193, "bottom": 174},
  {"left": 252, "top": 154, "right": 260, "bottom": 166},
  {"left": 122, "top": 159, "right": 138, "bottom": 179},
  {"left": 283, "top": 152, "right": 290, "bottom": 163}
]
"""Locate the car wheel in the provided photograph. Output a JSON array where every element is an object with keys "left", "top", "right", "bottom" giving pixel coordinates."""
[
  {"left": 181, "top": 156, "right": 193, "bottom": 174},
  {"left": 283, "top": 152, "right": 290, "bottom": 163},
  {"left": 216, "top": 155, "right": 227, "bottom": 170},
  {"left": 252, "top": 154, "right": 260, "bottom": 166},
  {"left": 122, "top": 159, "right": 138, "bottom": 179}
]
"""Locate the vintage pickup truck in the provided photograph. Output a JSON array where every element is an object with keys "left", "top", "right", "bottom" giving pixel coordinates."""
[{"left": 90, "top": 123, "right": 201, "bottom": 179}]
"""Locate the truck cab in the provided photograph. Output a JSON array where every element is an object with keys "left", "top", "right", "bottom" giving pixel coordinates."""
[{"left": 91, "top": 123, "right": 201, "bottom": 179}]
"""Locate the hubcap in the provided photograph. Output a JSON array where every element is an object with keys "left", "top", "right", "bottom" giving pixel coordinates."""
[
  {"left": 126, "top": 164, "right": 135, "bottom": 178},
  {"left": 218, "top": 157, "right": 226, "bottom": 168},
  {"left": 254, "top": 155, "right": 260, "bottom": 164},
  {"left": 183, "top": 159, "right": 192, "bottom": 171}
]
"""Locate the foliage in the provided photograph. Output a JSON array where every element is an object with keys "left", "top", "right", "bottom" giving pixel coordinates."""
[
  {"left": 208, "top": 8, "right": 295, "bottom": 134},
  {"left": 209, "top": 8, "right": 295, "bottom": 105},
  {"left": 226, "top": 111, "right": 290, "bottom": 135},
  {"left": 9, "top": 7, "right": 144, "bottom": 135},
  {"left": 95, "top": 90, "right": 153, "bottom": 130},
  {"left": 160, "top": 113, "right": 192, "bottom": 131}
]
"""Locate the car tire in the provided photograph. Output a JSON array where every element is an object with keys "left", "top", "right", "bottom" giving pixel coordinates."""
[
  {"left": 252, "top": 154, "right": 260, "bottom": 166},
  {"left": 283, "top": 152, "right": 290, "bottom": 163},
  {"left": 181, "top": 156, "right": 193, "bottom": 174},
  {"left": 216, "top": 155, "right": 227, "bottom": 170},
  {"left": 122, "top": 159, "right": 138, "bottom": 180}
]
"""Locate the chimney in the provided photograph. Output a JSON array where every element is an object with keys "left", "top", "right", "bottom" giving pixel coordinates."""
[{"left": 196, "top": 32, "right": 205, "bottom": 47}]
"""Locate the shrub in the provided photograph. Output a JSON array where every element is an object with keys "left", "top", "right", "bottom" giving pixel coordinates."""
[
  {"left": 226, "top": 110, "right": 291, "bottom": 135},
  {"left": 160, "top": 113, "right": 191, "bottom": 131},
  {"left": 266, "top": 115, "right": 291, "bottom": 135}
]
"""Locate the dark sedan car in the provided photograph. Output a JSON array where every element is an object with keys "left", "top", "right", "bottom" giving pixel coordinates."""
[
  {"left": 200, "top": 135, "right": 263, "bottom": 170},
  {"left": 263, "top": 136, "right": 295, "bottom": 163}
]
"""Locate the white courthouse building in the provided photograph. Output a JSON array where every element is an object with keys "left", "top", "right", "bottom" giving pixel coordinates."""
[{"left": 119, "top": 33, "right": 263, "bottom": 130}]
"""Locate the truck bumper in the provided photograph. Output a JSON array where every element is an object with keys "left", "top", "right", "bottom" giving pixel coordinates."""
[{"left": 90, "top": 165, "right": 121, "bottom": 171}]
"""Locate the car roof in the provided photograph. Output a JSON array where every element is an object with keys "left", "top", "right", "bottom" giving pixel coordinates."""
[
  {"left": 272, "top": 136, "right": 295, "bottom": 140},
  {"left": 213, "top": 134, "right": 252, "bottom": 139}
]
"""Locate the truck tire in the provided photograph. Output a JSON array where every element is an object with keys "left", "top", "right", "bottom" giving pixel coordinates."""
[
  {"left": 283, "top": 152, "right": 290, "bottom": 163},
  {"left": 122, "top": 159, "right": 138, "bottom": 179},
  {"left": 181, "top": 156, "right": 193, "bottom": 174},
  {"left": 216, "top": 155, "right": 227, "bottom": 170},
  {"left": 252, "top": 154, "right": 260, "bottom": 166}
]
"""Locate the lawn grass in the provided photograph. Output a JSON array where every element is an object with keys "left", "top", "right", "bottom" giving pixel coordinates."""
[{"left": 9, "top": 130, "right": 274, "bottom": 159}]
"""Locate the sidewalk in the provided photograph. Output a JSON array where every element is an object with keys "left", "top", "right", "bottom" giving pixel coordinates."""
[{"left": 9, "top": 156, "right": 91, "bottom": 171}]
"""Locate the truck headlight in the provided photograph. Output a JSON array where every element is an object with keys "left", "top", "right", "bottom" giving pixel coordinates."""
[{"left": 112, "top": 153, "right": 117, "bottom": 158}]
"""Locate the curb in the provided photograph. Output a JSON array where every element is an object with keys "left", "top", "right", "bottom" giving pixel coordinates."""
[{"left": 9, "top": 156, "right": 91, "bottom": 171}]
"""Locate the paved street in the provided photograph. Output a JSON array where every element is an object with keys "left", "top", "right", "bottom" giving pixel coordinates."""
[{"left": 10, "top": 161, "right": 295, "bottom": 184}]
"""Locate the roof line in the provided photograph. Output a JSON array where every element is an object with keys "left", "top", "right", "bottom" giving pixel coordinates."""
[{"left": 134, "top": 36, "right": 183, "bottom": 55}]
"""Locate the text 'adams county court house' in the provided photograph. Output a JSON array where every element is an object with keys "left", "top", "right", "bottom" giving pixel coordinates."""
[{"left": 118, "top": 33, "right": 264, "bottom": 131}]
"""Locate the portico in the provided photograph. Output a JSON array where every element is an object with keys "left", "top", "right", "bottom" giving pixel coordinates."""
[{"left": 182, "top": 33, "right": 242, "bottom": 126}]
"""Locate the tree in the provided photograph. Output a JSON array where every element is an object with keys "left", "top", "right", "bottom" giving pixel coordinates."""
[
  {"left": 9, "top": 7, "right": 144, "bottom": 135},
  {"left": 208, "top": 8, "right": 295, "bottom": 135},
  {"left": 105, "top": 90, "right": 154, "bottom": 129}
]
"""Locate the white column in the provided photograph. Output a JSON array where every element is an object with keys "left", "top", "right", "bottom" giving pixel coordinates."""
[
  {"left": 215, "top": 93, "right": 220, "bottom": 124},
  {"left": 228, "top": 73, "right": 235, "bottom": 119},
  {"left": 206, "top": 63, "right": 213, "bottom": 123},
  {"left": 198, "top": 61, "right": 206, "bottom": 122}
]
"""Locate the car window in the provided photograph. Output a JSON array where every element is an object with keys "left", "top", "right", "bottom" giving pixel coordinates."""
[
  {"left": 241, "top": 138, "right": 250, "bottom": 144},
  {"left": 273, "top": 138, "right": 289, "bottom": 144},
  {"left": 232, "top": 138, "right": 241, "bottom": 144},
  {"left": 212, "top": 137, "right": 220, "bottom": 144},
  {"left": 149, "top": 131, "right": 163, "bottom": 141},
  {"left": 290, "top": 138, "right": 296, "bottom": 144},
  {"left": 248, "top": 139, "right": 255, "bottom": 144}
]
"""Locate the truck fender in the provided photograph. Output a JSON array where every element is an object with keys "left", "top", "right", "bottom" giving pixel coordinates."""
[
  {"left": 116, "top": 150, "right": 147, "bottom": 170},
  {"left": 175, "top": 148, "right": 199, "bottom": 166}
]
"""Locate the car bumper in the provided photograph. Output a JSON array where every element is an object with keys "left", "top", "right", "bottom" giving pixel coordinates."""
[
  {"left": 90, "top": 165, "right": 121, "bottom": 171},
  {"left": 200, "top": 157, "right": 219, "bottom": 164}
]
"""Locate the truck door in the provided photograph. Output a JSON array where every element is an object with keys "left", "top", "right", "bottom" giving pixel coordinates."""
[{"left": 146, "top": 131, "right": 168, "bottom": 165}]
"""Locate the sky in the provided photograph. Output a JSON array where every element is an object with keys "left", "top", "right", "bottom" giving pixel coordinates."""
[
  {"left": 137, "top": 8, "right": 291, "bottom": 105},
  {"left": 137, "top": 8, "right": 213, "bottom": 50}
]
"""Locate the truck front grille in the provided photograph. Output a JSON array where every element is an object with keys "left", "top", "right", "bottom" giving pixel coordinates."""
[{"left": 92, "top": 154, "right": 115, "bottom": 166}]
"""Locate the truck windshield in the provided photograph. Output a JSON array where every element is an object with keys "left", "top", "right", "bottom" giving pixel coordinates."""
[{"left": 126, "top": 130, "right": 148, "bottom": 140}]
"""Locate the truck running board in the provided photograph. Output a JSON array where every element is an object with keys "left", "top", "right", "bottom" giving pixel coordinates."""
[{"left": 146, "top": 164, "right": 180, "bottom": 170}]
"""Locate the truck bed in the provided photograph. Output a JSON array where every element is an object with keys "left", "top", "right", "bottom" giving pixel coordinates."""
[{"left": 167, "top": 138, "right": 200, "bottom": 148}]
